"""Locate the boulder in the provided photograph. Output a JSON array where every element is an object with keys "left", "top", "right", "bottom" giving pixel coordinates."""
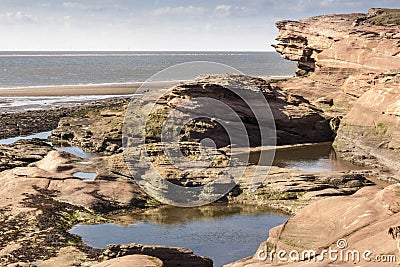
[
  {"left": 226, "top": 184, "right": 400, "bottom": 266},
  {"left": 102, "top": 243, "right": 212, "bottom": 267},
  {"left": 93, "top": 255, "right": 163, "bottom": 267}
]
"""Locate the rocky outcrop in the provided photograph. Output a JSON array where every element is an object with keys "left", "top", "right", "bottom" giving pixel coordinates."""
[
  {"left": 0, "top": 140, "right": 53, "bottom": 172},
  {"left": 232, "top": 165, "right": 375, "bottom": 214},
  {"left": 225, "top": 184, "right": 400, "bottom": 266},
  {"left": 0, "top": 98, "right": 129, "bottom": 141},
  {"left": 0, "top": 150, "right": 150, "bottom": 265},
  {"left": 224, "top": 8, "right": 400, "bottom": 267},
  {"left": 273, "top": 8, "right": 400, "bottom": 114},
  {"left": 51, "top": 100, "right": 127, "bottom": 155},
  {"left": 93, "top": 255, "right": 163, "bottom": 267},
  {"left": 102, "top": 243, "right": 213, "bottom": 267},
  {"left": 333, "top": 73, "right": 400, "bottom": 179},
  {"left": 128, "top": 74, "right": 333, "bottom": 147},
  {"left": 0, "top": 109, "right": 69, "bottom": 140},
  {"left": 273, "top": 8, "right": 400, "bottom": 177}
]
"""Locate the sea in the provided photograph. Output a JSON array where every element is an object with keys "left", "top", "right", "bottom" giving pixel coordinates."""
[
  {"left": 0, "top": 51, "right": 295, "bottom": 89},
  {"left": 0, "top": 51, "right": 296, "bottom": 112}
]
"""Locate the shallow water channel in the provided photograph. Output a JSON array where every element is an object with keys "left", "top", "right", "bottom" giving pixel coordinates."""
[{"left": 70, "top": 204, "right": 289, "bottom": 266}]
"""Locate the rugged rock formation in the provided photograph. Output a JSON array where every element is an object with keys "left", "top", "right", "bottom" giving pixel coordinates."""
[
  {"left": 225, "top": 184, "right": 400, "bottom": 266},
  {"left": 273, "top": 8, "right": 400, "bottom": 114},
  {"left": 0, "top": 150, "right": 150, "bottom": 265},
  {"left": 333, "top": 73, "right": 400, "bottom": 180},
  {"left": 51, "top": 100, "right": 128, "bottom": 155},
  {"left": 273, "top": 8, "right": 400, "bottom": 177},
  {"left": 0, "top": 109, "right": 69, "bottom": 140},
  {"left": 102, "top": 243, "right": 213, "bottom": 267},
  {"left": 93, "top": 255, "right": 164, "bottom": 267},
  {"left": 0, "top": 98, "right": 130, "bottom": 142},
  {"left": 224, "top": 8, "right": 400, "bottom": 267},
  {"left": 125, "top": 74, "right": 333, "bottom": 148},
  {"left": 0, "top": 140, "right": 53, "bottom": 172},
  {"left": 233, "top": 166, "right": 375, "bottom": 213},
  {"left": 50, "top": 74, "right": 334, "bottom": 157}
]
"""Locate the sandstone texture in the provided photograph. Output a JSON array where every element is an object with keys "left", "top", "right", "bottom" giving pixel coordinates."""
[
  {"left": 224, "top": 8, "right": 400, "bottom": 267},
  {"left": 126, "top": 74, "right": 333, "bottom": 147},
  {"left": 233, "top": 166, "right": 375, "bottom": 214},
  {"left": 102, "top": 243, "right": 212, "bottom": 267},
  {"left": 333, "top": 72, "right": 400, "bottom": 181},
  {"left": 93, "top": 255, "right": 163, "bottom": 267},
  {"left": 51, "top": 99, "right": 128, "bottom": 155},
  {"left": 0, "top": 98, "right": 129, "bottom": 140},
  {"left": 0, "top": 149, "right": 150, "bottom": 265},
  {"left": 0, "top": 140, "right": 53, "bottom": 172},
  {"left": 273, "top": 8, "right": 400, "bottom": 112},
  {"left": 273, "top": 8, "right": 400, "bottom": 178},
  {"left": 2, "top": 8, "right": 400, "bottom": 267},
  {"left": 225, "top": 184, "right": 400, "bottom": 266}
]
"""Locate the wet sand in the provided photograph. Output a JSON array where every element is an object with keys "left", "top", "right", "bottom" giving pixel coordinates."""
[{"left": 0, "top": 81, "right": 180, "bottom": 96}]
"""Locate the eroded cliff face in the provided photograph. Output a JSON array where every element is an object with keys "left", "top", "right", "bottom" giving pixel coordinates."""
[
  {"left": 273, "top": 8, "right": 400, "bottom": 179},
  {"left": 225, "top": 9, "right": 400, "bottom": 267},
  {"left": 274, "top": 8, "right": 400, "bottom": 112}
]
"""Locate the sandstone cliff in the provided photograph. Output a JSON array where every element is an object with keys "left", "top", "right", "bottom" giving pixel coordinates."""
[
  {"left": 226, "top": 8, "right": 400, "bottom": 267},
  {"left": 273, "top": 8, "right": 400, "bottom": 179},
  {"left": 273, "top": 8, "right": 400, "bottom": 112}
]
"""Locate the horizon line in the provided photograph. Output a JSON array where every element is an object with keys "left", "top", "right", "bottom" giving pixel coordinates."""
[{"left": 0, "top": 49, "right": 277, "bottom": 53}]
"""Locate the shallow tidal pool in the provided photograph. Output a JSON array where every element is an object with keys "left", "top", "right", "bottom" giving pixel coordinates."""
[
  {"left": 69, "top": 204, "right": 289, "bottom": 267},
  {"left": 250, "top": 142, "right": 365, "bottom": 172}
]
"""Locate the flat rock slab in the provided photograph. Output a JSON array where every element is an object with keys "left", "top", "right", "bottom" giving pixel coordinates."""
[{"left": 93, "top": 255, "right": 163, "bottom": 267}]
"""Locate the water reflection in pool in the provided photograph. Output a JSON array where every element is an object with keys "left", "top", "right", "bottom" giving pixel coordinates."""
[
  {"left": 72, "top": 172, "right": 97, "bottom": 181},
  {"left": 0, "top": 131, "right": 52, "bottom": 145},
  {"left": 249, "top": 142, "right": 365, "bottom": 172},
  {"left": 70, "top": 204, "right": 289, "bottom": 267},
  {"left": 55, "top": 146, "right": 95, "bottom": 159}
]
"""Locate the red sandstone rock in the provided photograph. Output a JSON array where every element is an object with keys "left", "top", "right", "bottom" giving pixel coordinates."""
[{"left": 93, "top": 255, "right": 163, "bottom": 267}]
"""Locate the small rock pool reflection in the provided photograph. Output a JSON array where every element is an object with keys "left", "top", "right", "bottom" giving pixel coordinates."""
[
  {"left": 250, "top": 142, "right": 365, "bottom": 172},
  {"left": 69, "top": 205, "right": 289, "bottom": 267}
]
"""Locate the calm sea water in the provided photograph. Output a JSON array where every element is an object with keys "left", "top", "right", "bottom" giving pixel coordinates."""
[{"left": 0, "top": 51, "right": 295, "bottom": 89}]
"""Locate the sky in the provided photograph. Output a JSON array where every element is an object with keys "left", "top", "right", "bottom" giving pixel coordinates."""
[{"left": 0, "top": 0, "right": 399, "bottom": 51}]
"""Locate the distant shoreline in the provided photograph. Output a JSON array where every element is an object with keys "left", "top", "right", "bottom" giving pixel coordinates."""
[
  {"left": 0, "top": 81, "right": 181, "bottom": 96},
  {"left": 0, "top": 76, "right": 292, "bottom": 97}
]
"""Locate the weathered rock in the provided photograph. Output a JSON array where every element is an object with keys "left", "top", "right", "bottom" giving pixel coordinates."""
[
  {"left": 0, "top": 149, "right": 150, "bottom": 265},
  {"left": 225, "top": 10, "right": 400, "bottom": 266},
  {"left": 232, "top": 166, "right": 376, "bottom": 214},
  {"left": 51, "top": 100, "right": 127, "bottom": 155},
  {"left": 334, "top": 73, "right": 400, "bottom": 180},
  {"left": 126, "top": 74, "right": 333, "bottom": 148},
  {"left": 273, "top": 8, "right": 400, "bottom": 115},
  {"left": 37, "top": 246, "right": 97, "bottom": 267},
  {"left": 272, "top": 8, "right": 400, "bottom": 178},
  {"left": 93, "top": 255, "right": 163, "bottom": 267},
  {"left": 0, "top": 98, "right": 129, "bottom": 140},
  {"left": 225, "top": 184, "right": 400, "bottom": 266},
  {"left": 0, "top": 140, "right": 53, "bottom": 172},
  {"left": 102, "top": 243, "right": 212, "bottom": 267}
]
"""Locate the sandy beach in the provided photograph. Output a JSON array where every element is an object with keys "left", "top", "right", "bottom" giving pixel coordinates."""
[{"left": 0, "top": 81, "right": 180, "bottom": 97}]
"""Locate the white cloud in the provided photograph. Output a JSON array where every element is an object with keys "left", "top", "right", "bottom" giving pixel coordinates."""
[
  {"left": 0, "top": 11, "right": 37, "bottom": 23},
  {"left": 152, "top": 6, "right": 208, "bottom": 16},
  {"left": 214, "top": 5, "right": 231, "bottom": 17},
  {"left": 37, "top": 2, "right": 51, "bottom": 8},
  {"left": 62, "top": 2, "right": 122, "bottom": 11},
  {"left": 63, "top": 2, "right": 84, "bottom": 9}
]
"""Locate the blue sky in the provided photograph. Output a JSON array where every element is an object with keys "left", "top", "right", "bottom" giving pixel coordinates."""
[{"left": 0, "top": 0, "right": 399, "bottom": 51}]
